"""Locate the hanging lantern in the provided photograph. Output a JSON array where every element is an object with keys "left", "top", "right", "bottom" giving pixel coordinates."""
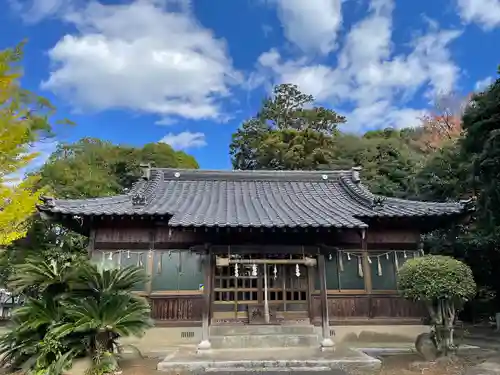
[
  {"left": 234, "top": 263, "right": 239, "bottom": 277},
  {"left": 273, "top": 264, "right": 277, "bottom": 279},
  {"left": 252, "top": 264, "right": 257, "bottom": 276},
  {"left": 295, "top": 264, "right": 300, "bottom": 277}
]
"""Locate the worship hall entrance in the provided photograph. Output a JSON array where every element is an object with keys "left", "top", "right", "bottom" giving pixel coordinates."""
[{"left": 211, "top": 253, "right": 313, "bottom": 324}]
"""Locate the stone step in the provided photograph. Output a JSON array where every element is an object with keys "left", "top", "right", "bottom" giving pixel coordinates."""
[
  {"left": 210, "top": 333, "right": 320, "bottom": 349},
  {"left": 210, "top": 324, "right": 316, "bottom": 336},
  {"left": 205, "top": 367, "right": 339, "bottom": 373}
]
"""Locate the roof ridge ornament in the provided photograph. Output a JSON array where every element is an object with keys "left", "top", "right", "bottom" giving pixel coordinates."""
[
  {"left": 459, "top": 196, "right": 477, "bottom": 212},
  {"left": 132, "top": 193, "right": 147, "bottom": 206},
  {"left": 40, "top": 196, "right": 56, "bottom": 207},
  {"left": 351, "top": 166, "right": 362, "bottom": 183},
  {"left": 140, "top": 163, "right": 151, "bottom": 180}
]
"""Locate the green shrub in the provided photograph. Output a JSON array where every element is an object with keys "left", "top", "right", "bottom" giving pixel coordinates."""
[
  {"left": 398, "top": 255, "right": 476, "bottom": 356},
  {"left": 0, "top": 256, "right": 154, "bottom": 374}
]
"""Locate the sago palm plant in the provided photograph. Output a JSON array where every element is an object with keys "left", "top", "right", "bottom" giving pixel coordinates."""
[{"left": 0, "top": 255, "right": 153, "bottom": 374}]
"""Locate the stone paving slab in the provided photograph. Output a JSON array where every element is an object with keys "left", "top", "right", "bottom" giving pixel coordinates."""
[
  {"left": 157, "top": 347, "right": 380, "bottom": 374},
  {"left": 205, "top": 370, "right": 348, "bottom": 374}
]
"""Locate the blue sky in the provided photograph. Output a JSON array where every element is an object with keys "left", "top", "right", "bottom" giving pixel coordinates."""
[{"left": 2, "top": 0, "right": 500, "bottom": 170}]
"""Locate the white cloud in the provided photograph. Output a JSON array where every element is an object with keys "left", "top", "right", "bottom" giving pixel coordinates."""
[
  {"left": 475, "top": 76, "right": 494, "bottom": 91},
  {"left": 5, "top": 141, "right": 58, "bottom": 185},
  {"left": 8, "top": 0, "right": 70, "bottom": 23},
  {"left": 255, "top": 0, "right": 461, "bottom": 132},
  {"left": 160, "top": 131, "right": 206, "bottom": 150},
  {"left": 40, "top": 0, "right": 241, "bottom": 121},
  {"left": 456, "top": 0, "right": 500, "bottom": 29},
  {"left": 269, "top": 0, "right": 343, "bottom": 55}
]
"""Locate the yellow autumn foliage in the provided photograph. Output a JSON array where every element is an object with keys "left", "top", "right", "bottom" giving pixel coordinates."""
[{"left": 0, "top": 42, "right": 55, "bottom": 246}]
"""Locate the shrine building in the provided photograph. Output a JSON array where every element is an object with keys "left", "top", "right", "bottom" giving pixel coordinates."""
[{"left": 37, "top": 166, "right": 471, "bottom": 350}]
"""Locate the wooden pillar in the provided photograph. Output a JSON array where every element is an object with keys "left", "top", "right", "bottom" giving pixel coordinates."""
[
  {"left": 361, "top": 229, "right": 372, "bottom": 293},
  {"left": 360, "top": 229, "right": 373, "bottom": 318},
  {"left": 87, "top": 229, "right": 96, "bottom": 259},
  {"left": 197, "top": 248, "right": 212, "bottom": 352},
  {"left": 317, "top": 254, "right": 334, "bottom": 350},
  {"left": 145, "top": 229, "right": 156, "bottom": 295}
]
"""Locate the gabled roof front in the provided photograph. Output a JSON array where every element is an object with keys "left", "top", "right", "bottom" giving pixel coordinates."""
[{"left": 37, "top": 167, "right": 471, "bottom": 229}]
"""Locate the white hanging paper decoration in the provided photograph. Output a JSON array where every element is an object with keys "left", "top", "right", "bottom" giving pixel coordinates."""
[
  {"left": 127, "top": 250, "right": 131, "bottom": 259},
  {"left": 347, "top": 252, "right": 351, "bottom": 261},
  {"left": 273, "top": 264, "right": 277, "bottom": 279},
  {"left": 295, "top": 264, "right": 300, "bottom": 277},
  {"left": 234, "top": 263, "right": 239, "bottom": 278},
  {"left": 357, "top": 257, "right": 364, "bottom": 277},
  {"left": 148, "top": 250, "right": 153, "bottom": 258},
  {"left": 339, "top": 251, "right": 344, "bottom": 272},
  {"left": 403, "top": 251, "right": 407, "bottom": 259},
  {"left": 157, "top": 252, "right": 163, "bottom": 274},
  {"left": 394, "top": 252, "right": 400, "bottom": 269},
  {"left": 367, "top": 256, "right": 372, "bottom": 264},
  {"left": 377, "top": 256, "right": 382, "bottom": 276},
  {"left": 328, "top": 253, "right": 332, "bottom": 260},
  {"left": 108, "top": 252, "right": 113, "bottom": 261},
  {"left": 386, "top": 253, "right": 389, "bottom": 260},
  {"left": 252, "top": 264, "right": 257, "bottom": 276}
]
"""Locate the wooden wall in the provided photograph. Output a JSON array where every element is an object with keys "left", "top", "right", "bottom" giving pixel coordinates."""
[
  {"left": 311, "top": 294, "right": 426, "bottom": 324},
  {"left": 91, "top": 221, "right": 426, "bottom": 324},
  {"left": 149, "top": 295, "right": 203, "bottom": 324},
  {"left": 93, "top": 223, "right": 422, "bottom": 250}
]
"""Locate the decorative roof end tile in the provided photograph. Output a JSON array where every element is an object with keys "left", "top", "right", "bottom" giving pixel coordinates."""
[
  {"left": 132, "top": 193, "right": 146, "bottom": 206},
  {"left": 351, "top": 166, "right": 362, "bottom": 183},
  {"left": 460, "top": 196, "right": 477, "bottom": 212},
  {"left": 140, "top": 163, "right": 151, "bottom": 180},
  {"left": 40, "top": 196, "right": 55, "bottom": 207}
]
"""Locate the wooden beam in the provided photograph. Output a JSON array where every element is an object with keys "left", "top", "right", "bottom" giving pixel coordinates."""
[{"left": 216, "top": 257, "right": 317, "bottom": 266}]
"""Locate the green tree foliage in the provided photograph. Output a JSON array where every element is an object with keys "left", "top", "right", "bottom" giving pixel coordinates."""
[
  {"left": 229, "top": 84, "right": 429, "bottom": 197},
  {"left": 39, "top": 137, "right": 199, "bottom": 198},
  {"left": 0, "top": 42, "right": 73, "bottom": 246},
  {"left": 461, "top": 71, "right": 500, "bottom": 231},
  {"left": 0, "top": 256, "right": 152, "bottom": 374},
  {"left": 0, "top": 138, "right": 200, "bottom": 287},
  {"left": 351, "top": 129, "right": 427, "bottom": 197},
  {"left": 230, "top": 84, "right": 346, "bottom": 170},
  {"left": 398, "top": 255, "right": 476, "bottom": 355}
]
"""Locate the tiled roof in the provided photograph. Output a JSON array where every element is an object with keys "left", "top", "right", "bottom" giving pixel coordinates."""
[{"left": 37, "top": 168, "right": 469, "bottom": 229}]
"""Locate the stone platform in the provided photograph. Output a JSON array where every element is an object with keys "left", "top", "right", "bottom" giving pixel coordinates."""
[
  {"left": 157, "top": 346, "right": 381, "bottom": 374},
  {"left": 209, "top": 324, "right": 320, "bottom": 349}
]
